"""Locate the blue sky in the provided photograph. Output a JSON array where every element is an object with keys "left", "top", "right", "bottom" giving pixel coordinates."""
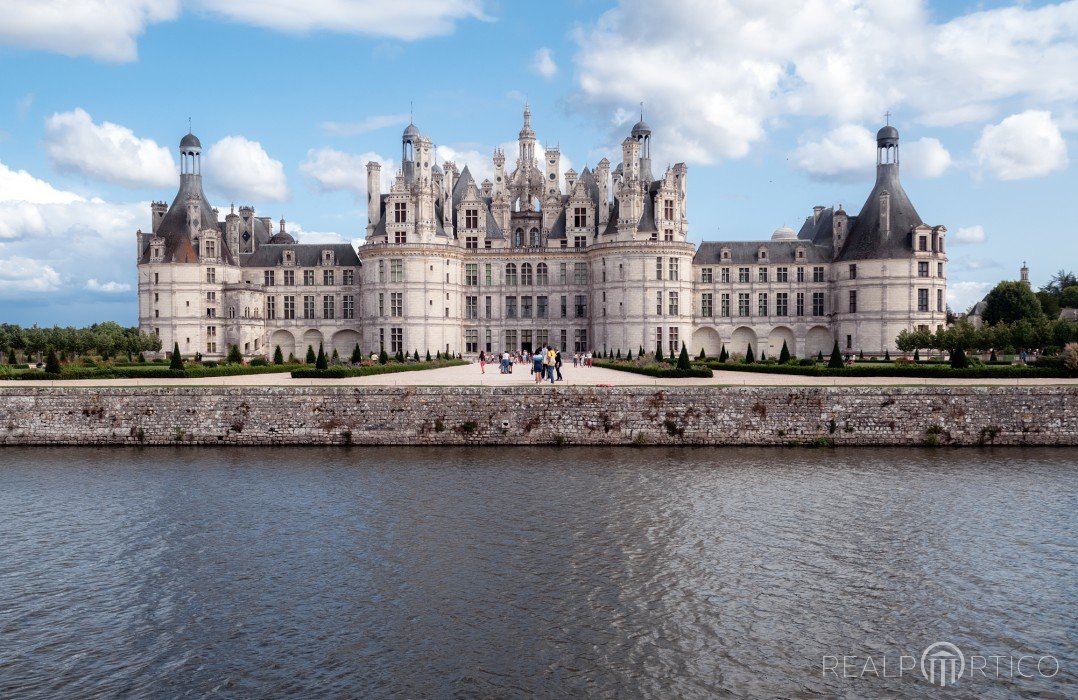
[{"left": 0, "top": 0, "right": 1074, "bottom": 326}]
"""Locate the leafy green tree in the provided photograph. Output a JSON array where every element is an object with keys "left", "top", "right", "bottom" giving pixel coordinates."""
[
  {"left": 305, "top": 345, "right": 317, "bottom": 364},
  {"left": 45, "top": 346, "right": 61, "bottom": 374},
  {"left": 1051, "top": 318, "right": 1076, "bottom": 347},
  {"left": 677, "top": 342, "right": 691, "bottom": 370},
  {"left": 315, "top": 343, "right": 328, "bottom": 369},
  {"left": 827, "top": 340, "right": 843, "bottom": 369},
  {"left": 273, "top": 345, "right": 284, "bottom": 365},
  {"left": 1037, "top": 291, "right": 1061, "bottom": 319},
  {"left": 983, "top": 281, "right": 1043, "bottom": 326},
  {"left": 227, "top": 344, "right": 243, "bottom": 364},
  {"left": 743, "top": 344, "right": 755, "bottom": 364},
  {"left": 1060, "top": 285, "right": 1078, "bottom": 309},
  {"left": 1040, "top": 270, "right": 1077, "bottom": 296},
  {"left": 288, "top": 353, "right": 297, "bottom": 363},
  {"left": 169, "top": 342, "right": 184, "bottom": 370},
  {"left": 778, "top": 340, "right": 791, "bottom": 364},
  {"left": 350, "top": 344, "right": 362, "bottom": 364}
]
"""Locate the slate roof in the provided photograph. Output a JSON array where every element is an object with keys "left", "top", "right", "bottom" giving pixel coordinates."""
[
  {"left": 140, "top": 174, "right": 231, "bottom": 264},
  {"left": 243, "top": 243, "right": 360, "bottom": 267},
  {"left": 693, "top": 240, "right": 830, "bottom": 265},
  {"left": 837, "top": 163, "right": 923, "bottom": 261}
]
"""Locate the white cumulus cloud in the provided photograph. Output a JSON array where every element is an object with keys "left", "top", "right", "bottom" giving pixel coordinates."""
[
  {"left": 44, "top": 108, "right": 176, "bottom": 188},
  {"left": 0, "top": 256, "right": 63, "bottom": 295},
  {"left": 790, "top": 125, "right": 951, "bottom": 182},
  {"left": 952, "top": 225, "right": 987, "bottom": 245},
  {"left": 0, "top": 0, "right": 180, "bottom": 62},
  {"left": 196, "top": 0, "right": 488, "bottom": 40},
  {"left": 902, "top": 137, "right": 952, "bottom": 179},
  {"left": 974, "top": 110, "right": 1069, "bottom": 180},
  {"left": 948, "top": 280, "right": 993, "bottom": 313},
  {"left": 532, "top": 47, "right": 557, "bottom": 79},
  {"left": 85, "top": 279, "right": 132, "bottom": 293},
  {"left": 204, "top": 136, "right": 289, "bottom": 201},
  {"left": 299, "top": 148, "right": 394, "bottom": 200},
  {"left": 572, "top": 0, "right": 1078, "bottom": 164}
]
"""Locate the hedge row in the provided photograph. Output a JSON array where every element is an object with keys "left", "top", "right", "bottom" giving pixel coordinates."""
[
  {"left": 291, "top": 359, "right": 468, "bottom": 379},
  {"left": 702, "top": 362, "right": 1076, "bottom": 379},
  {"left": 593, "top": 360, "right": 713, "bottom": 379},
  {"left": 3, "top": 363, "right": 307, "bottom": 381}
]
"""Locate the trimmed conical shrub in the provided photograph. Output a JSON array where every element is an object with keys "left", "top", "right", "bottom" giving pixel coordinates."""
[
  {"left": 616, "top": 349, "right": 622, "bottom": 359},
  {"left": 989, "top": 349, "right": 996, "bottom": 362},
  {"left": 331, "top": 348, "right": 340, "bottom": 363},
  {"left": 827, "top": 340, "right": 843, "bottom": 369},
  {"left": 719, "top": 345, "right": 728, "bottom": 363},
  {"left": 351, "top": 343, "right": 362, "bottom": 364},
  {"left": 315, "top": 343, "right": 328, "bottom": 369},
  {"left": 655, "top": 344, "right": 664, "bottom": 363},
  {"left": 913, "top": 348, "right": 920, "bottom": 362},
  {"left": 950, "top": 345, "right": 969, "bottom": 369},
  {"left": 817, "top": 350, "right": 824, "bottom": 362},
  {"left": 305, "top": 345, "right": 316, "bottom": 364},
  {"left": 744, "top": 344, "right": 755, "bottom": 364},
  {"left": 170, "top": 342, "right": 184, "bottom": 370},
  {"left": 45, "top": 346, "right": 61, "bottom": 374},
  {"left": 426, "top": 350, "right": 432, "bottom": 361},
  {"left": 227, "top": 344, "right": 243, "bottom": 364},
  {"left": 779, "top": 340, "right": 791, "bottom": 364},
  {"left": 626, "top": 349, "right": 633, "bottom": 361},
  {"left": 413, "top": 349, "right": 420, "bottom": 362},
  {"left": 884, "top": 349, "right": 891, "bottom": 361},
  {"left": 759, "top": 350, "right": 767, "bottom": 362},
  {"left": 677, "top": 342, "right": 691, "bottom": 370},
  {"left": 273, "top": 345, "right": 284, "bottom": 365},
  {"left": 395, "top": 349, "right": 404, "bottom": 363},
  {"left": 379, "top": 348, "right": 388, "bottom": 364}
]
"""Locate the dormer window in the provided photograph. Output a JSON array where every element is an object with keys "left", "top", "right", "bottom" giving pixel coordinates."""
[
  {"left": 284, "top": 250, "right": 294, "bottom": 265},
  {"left": 322, "top": 250, "right": 334, "bottom": 266},
  {"left": 758, "top": 248, "right": 768, "bottom": 261},
  {"left": 721, "top": 249, "right": 730, "bottom": 260},
  {"left": 796, "top": 248, "right": 805, "bottom": 260},
  {"left": 465, "top": 209, "right": 479, "bottom": 229},
  {"left": 394, "top": 202, "right": 407, "bottom": 223}
]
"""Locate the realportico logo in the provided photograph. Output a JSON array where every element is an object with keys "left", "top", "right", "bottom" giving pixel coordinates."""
[{"left": 823, "top": 641, "right": 1060, "bottom": 687}]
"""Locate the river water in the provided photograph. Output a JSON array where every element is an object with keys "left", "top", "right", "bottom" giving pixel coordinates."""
[{"left": 0, "top": 447, "right": 1074, "bottom": 698}]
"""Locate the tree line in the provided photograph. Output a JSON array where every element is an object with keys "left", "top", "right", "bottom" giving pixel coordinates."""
[{"left": 1, "top": 323, "right": 162, "bottom": 363}]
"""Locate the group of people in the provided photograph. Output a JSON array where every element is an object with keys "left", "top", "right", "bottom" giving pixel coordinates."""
[{"left": 478, "top": 348, "right": 565, "bottom": 383}]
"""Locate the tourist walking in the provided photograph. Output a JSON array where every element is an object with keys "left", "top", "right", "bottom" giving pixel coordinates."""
[
  {"left": 479, "top": 350, "right": 486, "bottom": 374},
  {"left": 555, "top": 349, "right": 563, "bottom": 381},
  {"left": 545, "top": 347, "right": 556, "bottom": 384},
  {"left": 532, "top": 350, "right": 544, "bottom": 383}
]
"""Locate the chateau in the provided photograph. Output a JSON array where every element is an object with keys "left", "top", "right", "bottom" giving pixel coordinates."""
[{"left": 137, "top": 108, "right": 948, "bottom": 361}]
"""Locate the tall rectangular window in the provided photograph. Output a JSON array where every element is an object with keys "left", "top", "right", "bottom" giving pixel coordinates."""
[
  {"left": 284, "top": 295, "right": 295, "bottom": 319},
  {"left": 669, "top": 258, "right": 679, "bottom": 281},
  {"left": 849, "top": 264, "right": 857, "bottom": 280},
  {"left": 465, "top": 209, "right": 478, "bottom": 229},
  {"left": 264, "top": 270, "right": 275, "bottom": 286},
  {"left": 796, "top": 292, "right": 805, "bottom": 316},
  {"left": 701, "top": 267, "right": 713, "bottom": 283},
  {"left": 918, "top": 288, "right": 929, "bottom": 312},
  {"left": 919, "top": 236, "right": 928, "bottom": 251},
  {"left": 937, "top": 288, "right": 944, "bottom": 312},
  {"left": 559, "top": 263, "right": 567, "bottom": 284},
  {"left": 758, "top": 267, "right": 768, "bottom": 283},
  {"left": 304, "top": 270, "right": 315, "bottom": 286},
  {"left": 377, "top": 261, "right": 385, "bottom": 283},
  {"left": 466, "top": 263, "right": 478, "bottom": 286},
  {"left": 655, "top": 326, "right": 663, "bottom": 354},
  {"left": 721, "top": 267, "right": 730, "bottom": 283},
  {"left": 206, "top": 267, "right": 216, "bottom": 284},
  {"left": 378, "top": 292, "right": 384, "bottom": 317},
  {"left": 937, "top": 262, "right": 944, "bottom": 277},
  {"left": 390, "top": 292, "right": 403, "bottom": 317},
  {"left": 796, "top": 266, "right": 805, "bottom": 283},
  {"left": 918, "top": 261, "right": 929, "bottom": 277},
  {"left": 394, "top": 202, "right": 407, "bottom": 223},
  {"left": 776, "top": 267, "right": 788, "bottom": 282},
  {"left": 656, "top": 290, "right": 663, "bottom": 315},
  {"left": 776, "top": 292, "right": 788, "bottom": 316},
  {"left": 758, "top": 293, "right": 768, "bottom": 316},
  {"left": 656, "top": 257, "right": 663, "bottom": 280},
  {"left": 303, "top": 295, "right": 315, "bottom": 319},
  {"left": 390, "top": 328, "right": 403, "bottom": 353},
  {"left": 669, "top": 291, "right": 679, "bottom": 316},
  {"left": 574, "top": 263, "right": 587, "bottom": 285},
  {"left": 812, "top": 292, "right": 825, "bottom": 316},
  {"left": 813, "top": 266, "right": 825, "bottom": 282},
  {"left": 466, "top": 296, "right": 478, "bottom": 319},
  {"left": 343, "top": 269, "right": 354, "bottom": 285},
  {"left": 668, "top": 327, "right": 679, "bottom": 357},
  {"left": 574, "top": 295, "right": 587, "bottom": 318},
  {"left": 738, "top": 267, "right": 750, "bottom": 283},
  {"left": 465, "top": 330, "right": 478, "bottom": 353},
  {"left": 323, "top": 270, "right": 335, "bottom": 286},
  {"left": 266, "top": 296, "right": 276, "bottom": 320},
  {"left": 485, "top": 263, "right": 492, "bottom": 285},
  {"left": 560, "top": 295, "right": 567, "bottom": 318},
  {"left": 664, "top": 199, "right": 674, "bottom": 220},
  {"left": 390, "top": 259, "right": 403, "bottom": 283},
  {"left": 537, "top": 295, "right": 548, "bottom": 319},
  {"left": 506, "top": 296, "right": 517, "bottom": 318},
  {"left": 721, "top": 293, "right": 730, "bottom": 317},
  {"left": 521, "top": 296, "right": 533, "bottom": 318},
  {"left": 323, "top": 295, "right": 335, "bottom": 319},
  {"left": 573, "top": 207, "right": 587, "bottom": 227},
  {"left": 848, "top": 290, "right": 857, "bottom": 313},
  {"left": 738, "top": 293, "right": 750, "bottom": 316},
  {"left": 342, "top": 295, "right": 354, "bottom": 319},
  {"left": 701, "top": 292, "right": 713, "bottom": 317},
  {"left": 505, "top": 330, "right": 517, "bottom": 351},
  {"left": 574, "top": 328, "right": 588, "bottom": 352},
  {"left": 485, "top": 296, "right": 492, "bottom": 319}
]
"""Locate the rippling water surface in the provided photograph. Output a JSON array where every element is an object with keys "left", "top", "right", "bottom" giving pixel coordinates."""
[{"left": 0, "top": 447, "right": 1075, "bottom": 698}]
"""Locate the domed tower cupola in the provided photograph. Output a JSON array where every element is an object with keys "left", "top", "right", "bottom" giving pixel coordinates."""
[
  {"left": 631, "top": 104, "right": 653, "bottom": 181},
  {"left": 877, "top": 118, "right": 899, "bottom": 166},
  {"left": 402, "top": 120, "right": 421, "bottom": 183},
  {"left": 180, "top": 131, "right": 202, "bottom": 176}
]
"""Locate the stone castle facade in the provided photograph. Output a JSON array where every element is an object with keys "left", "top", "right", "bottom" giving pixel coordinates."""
[{"left": 137, "top": 108, "right": 947, "bottom": 361}]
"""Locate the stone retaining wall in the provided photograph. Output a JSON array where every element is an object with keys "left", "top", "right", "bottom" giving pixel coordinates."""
[{"left": 0, "top": 386, "right": 1074, "bottom": 447}]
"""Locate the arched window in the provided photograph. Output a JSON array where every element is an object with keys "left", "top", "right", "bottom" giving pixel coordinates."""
[
  {"left": 228, "top": 306, "right": 236, "bottom": 319},
  {"left": 505, "top": 263, "right": 517, "bottom": 285},
  {"left": 530, "top": 228, "right": 540, "bottom": 246},
  {"left": 520, "top": 263, "right": 533, "bottom": 285},
  {"left": 514, "top": 229, "right": 523, "bottom": 247},
  {"left": 536, "top": 262, "right": 549, "bottom": 285}
]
